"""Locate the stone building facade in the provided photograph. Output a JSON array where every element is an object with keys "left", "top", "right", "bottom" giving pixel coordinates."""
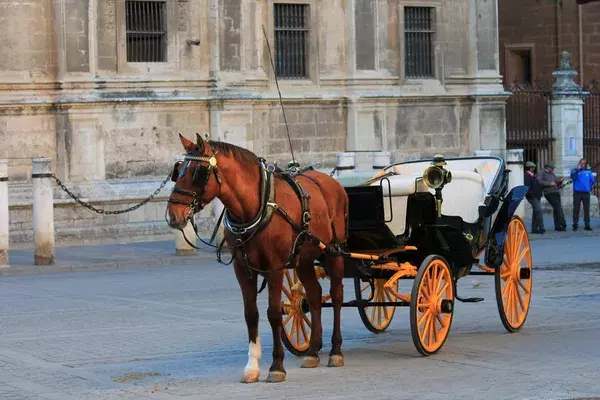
[{"left": 0, "top": 0, "right": 507, "bottom": 246}]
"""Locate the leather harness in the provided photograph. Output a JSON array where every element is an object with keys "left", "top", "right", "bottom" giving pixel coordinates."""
[{"left": 167, "top": 145, "right": 343, "bottom": 285}]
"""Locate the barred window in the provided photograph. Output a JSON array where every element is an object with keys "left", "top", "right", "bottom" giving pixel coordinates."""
[
  {"left": 274, "top": 3, "right": 309, "bottom": 79},
  {"left": 404, "top": 7, "right": 435, "bottom": 79},
  {"left": 125, "top": 1, "right": 167, "bottom": 62}
]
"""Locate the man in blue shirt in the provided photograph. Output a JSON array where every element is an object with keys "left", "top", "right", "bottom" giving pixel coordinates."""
[{"left": 570, "top": 158, "right": 595, "bottom": 231}]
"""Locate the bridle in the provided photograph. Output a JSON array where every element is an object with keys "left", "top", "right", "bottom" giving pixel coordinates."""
[{"left": 167, "top": 146, "right": 222, "bottom": 222}]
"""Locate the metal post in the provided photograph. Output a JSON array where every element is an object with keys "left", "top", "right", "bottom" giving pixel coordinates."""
[
  {"left": 0, "top": 159, "right": 9, "bottom": 267},
  {"left": 172, "top": 155, "right": 196, "bottom": 255},
  {"left": 32, "top": 157, "right": 55, "bottom": 265}
]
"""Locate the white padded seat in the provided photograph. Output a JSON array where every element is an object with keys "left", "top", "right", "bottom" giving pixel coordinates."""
[
  {"left": 435, "top": 170, "right": 485, "bottom": 223},
  {"left": 370, "top": 157, "right": 502, "bottom": 235}
]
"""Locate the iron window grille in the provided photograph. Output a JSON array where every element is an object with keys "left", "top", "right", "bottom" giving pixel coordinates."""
[
  {"left": 125, "top": 0, "right": 167, "bottom": 63},
  {"left": 274, "top": 3, "right": 310, "bottom": 79},
  {"left": 404, "top": 7, "right": 435, "bottom": 79}
]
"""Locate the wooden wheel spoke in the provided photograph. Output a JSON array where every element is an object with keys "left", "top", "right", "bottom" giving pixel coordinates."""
[
  {"left": 500, "top": 266, "right": 511, "bottom": 280},
  {"left": 432, "top": 315, "right": 439, "bottom": 344},
  {"left": 289, "top": 315, "right": 297, "bottom": 337},
  {"left": 301, "top": 311, "right": 311, "bottom": 326},
  {"left": 437, "top": 282, "right": 449, "bottom": 297},
  {"left": 515, "top": 246, "right": 529, "bottom": 266},
  {"left": 282, "top": 286, "right": 293, "bottom": 300},
  {"left": 502, "top": 278, "right": 513, "bottom": 299},
  {"left": 284, "top": 270, "right": 293, "bottom": 288},
  {"left": 515, "top": 283, "right": 526, "bottom": 314},
  {"left": 418, "top": 308, "right": 431, "bottom": 326},
  {"left": 283, "top": 313, "right": 293, "bottom": 327},
  {"left": 518, "top": 278, "right": 530, "bottom": 294},
  {"left": 299, "top": 317, "right": 309, "bottom": 342},
  {"left": 436, "top": 313, "right": 446, "bottom": 329},
  {"left": 295, "top": 318, "right": 302, "bottom": 346}
]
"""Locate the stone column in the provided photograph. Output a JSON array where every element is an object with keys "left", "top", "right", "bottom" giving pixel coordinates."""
[
  {"left": 32, "top": 158, "right": 55, "bottom": 265},
  {"left": 172, "top": 155, "right": 197, "bottom": 255},
  {"left": 505, "top": 149, "right": 525, "bottom": 219},
  {"left": 0, "top": 159, "right": 8, "bottom": 267},
  {"left": 550, "top": 51, "right": 589, "bottom": 179}
]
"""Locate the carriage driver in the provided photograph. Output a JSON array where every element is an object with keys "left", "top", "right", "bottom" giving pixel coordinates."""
[{"left": 524, "top": 161, "right": 545, "bottom": 234}]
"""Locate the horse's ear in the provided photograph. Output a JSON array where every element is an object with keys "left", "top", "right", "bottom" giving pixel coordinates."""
[
  {"left": 179, "top": 133, "right": 195, "bottom": 153},
  {"left": 195, "top": 132, "right": 206, "bottom": 153}
]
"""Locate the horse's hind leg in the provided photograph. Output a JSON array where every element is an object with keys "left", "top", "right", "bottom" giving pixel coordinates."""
[
  {"left": 327, "top": 254, "right": 345, "bottom": 367},
  {"left": 296, "top": 255, "right": 323, "bottom": 368},
  {"left": 265, "top": 269, "right": 287, "bottom": 383},
  {"left": 233, "top": 260, "right": 261, "bottom": 383}
]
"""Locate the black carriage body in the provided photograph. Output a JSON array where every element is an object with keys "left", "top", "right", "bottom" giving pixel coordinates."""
[{"left": 342, "top": 156, "right": 520, "bottom": 280}]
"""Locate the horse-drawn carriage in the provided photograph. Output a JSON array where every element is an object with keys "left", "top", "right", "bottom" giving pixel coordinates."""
[
  {"left": 168, "top": 134, "right": 532, "bottom": 382},
  {"left": 281, "top": 154, "right": 532, "bottom": 357}
]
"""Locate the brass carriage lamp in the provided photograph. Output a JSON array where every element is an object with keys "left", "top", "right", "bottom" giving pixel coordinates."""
[{"left": 423, "top": 154, "right": 452, "bottom": 217}]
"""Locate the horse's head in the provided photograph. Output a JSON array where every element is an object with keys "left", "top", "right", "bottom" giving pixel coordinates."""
[{"left": 166, "top": 133, "right": 222, "bottom": 230}]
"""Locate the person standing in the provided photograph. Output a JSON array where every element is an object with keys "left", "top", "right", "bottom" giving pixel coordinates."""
[
  {"left": 570, "top": 158, "right": 595, "bottom": 231},
  {"left": 524, "top": 161, "right": 545, "bottom": 234},
  {"left": 538, "top": 161, "right": 567, "bottom": 231}
]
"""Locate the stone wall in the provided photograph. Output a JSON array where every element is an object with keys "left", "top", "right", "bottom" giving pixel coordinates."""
[{"left": 1, "top": 0, "right": 509, "bottom": 248}]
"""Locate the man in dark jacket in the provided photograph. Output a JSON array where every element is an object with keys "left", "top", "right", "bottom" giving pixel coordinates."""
[
  {"left": 538, "top": 161, "right": 567, "bottom": 231},
  {"left": 524, "top": 161, "right": 545, "bottom": 233},
  {"left": 570, "top": 158, "right": 595, "bottom": 231}
]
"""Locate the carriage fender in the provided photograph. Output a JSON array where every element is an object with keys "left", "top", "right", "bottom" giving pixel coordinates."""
[{"left": 485, "top": 185, "right": 529, "bottom": 268}]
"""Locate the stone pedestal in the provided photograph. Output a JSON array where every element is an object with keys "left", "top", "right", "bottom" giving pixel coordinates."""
[{"left": 505, "top": 149, "right": 525, "bottom": 219}]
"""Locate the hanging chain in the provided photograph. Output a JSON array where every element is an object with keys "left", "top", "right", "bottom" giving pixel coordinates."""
[{"left": 51, "top": 173, "right": 171, "bottom": 215}]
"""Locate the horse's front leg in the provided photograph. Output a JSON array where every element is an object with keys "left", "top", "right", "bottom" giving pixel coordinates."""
[
  {"left": 233, "top": 260, "right": 261, "bottom": 383},
  {"left": 265, "top": 269, "right": 287, "bottom": 382}
]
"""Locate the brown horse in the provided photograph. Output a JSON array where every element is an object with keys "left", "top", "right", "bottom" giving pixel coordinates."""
[{"left": 167, "top": 133, "right": 349, "bottom": 383}]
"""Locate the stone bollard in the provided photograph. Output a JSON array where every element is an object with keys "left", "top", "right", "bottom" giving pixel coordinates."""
[
  {"left": 372, "top": 151, "right": 391, "bottom": 170},
  {"left": 0, "top": 159, "right": 8, "bottom": 267},
  {"left": 32, "top": 157, "right": 55, "bottom": 265},
  {"left": 335, "top": 152, "right": 355, "bottom": 176},
  {"left": 172, "top": 155, "right": 197, "bottom": 255},
  {"left": 505, "top": 149, "right": 525, "bottom": 219}
]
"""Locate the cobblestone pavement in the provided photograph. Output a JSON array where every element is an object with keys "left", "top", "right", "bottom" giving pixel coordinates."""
[{"left": 0, "top": 257, "right": 599, "bottom": 400}]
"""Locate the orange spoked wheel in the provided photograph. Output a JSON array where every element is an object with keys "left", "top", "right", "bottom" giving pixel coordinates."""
[
  {"left": 410, "top": 255, "right": 455, "bottom": 356},
  {"left": 495, "top": 216, "right": 532, "bottom": 333},
  {"left": 354, "top": 278, "right": 397, "bottom": 333},
  {"left": 281, "top": 269, "right": 311, "bottom": 357}
]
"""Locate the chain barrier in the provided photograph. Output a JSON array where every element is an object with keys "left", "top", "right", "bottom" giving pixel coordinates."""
[{"left": 51, "top": 173, "right": 171, "bottom": 215}]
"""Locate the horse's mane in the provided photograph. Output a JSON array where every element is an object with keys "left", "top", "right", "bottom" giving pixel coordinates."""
[{"left": 208, "top": 140, "right": 259, "bottom": 167}]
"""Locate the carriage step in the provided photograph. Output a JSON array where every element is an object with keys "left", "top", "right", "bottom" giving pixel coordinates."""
[{"left": 455, "top": 295, "right": 484, "bottom": 303}]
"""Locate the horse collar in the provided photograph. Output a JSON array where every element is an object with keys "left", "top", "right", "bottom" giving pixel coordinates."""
[{"left": 223, "top": 161, "right": 276, "bottom": 237}]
